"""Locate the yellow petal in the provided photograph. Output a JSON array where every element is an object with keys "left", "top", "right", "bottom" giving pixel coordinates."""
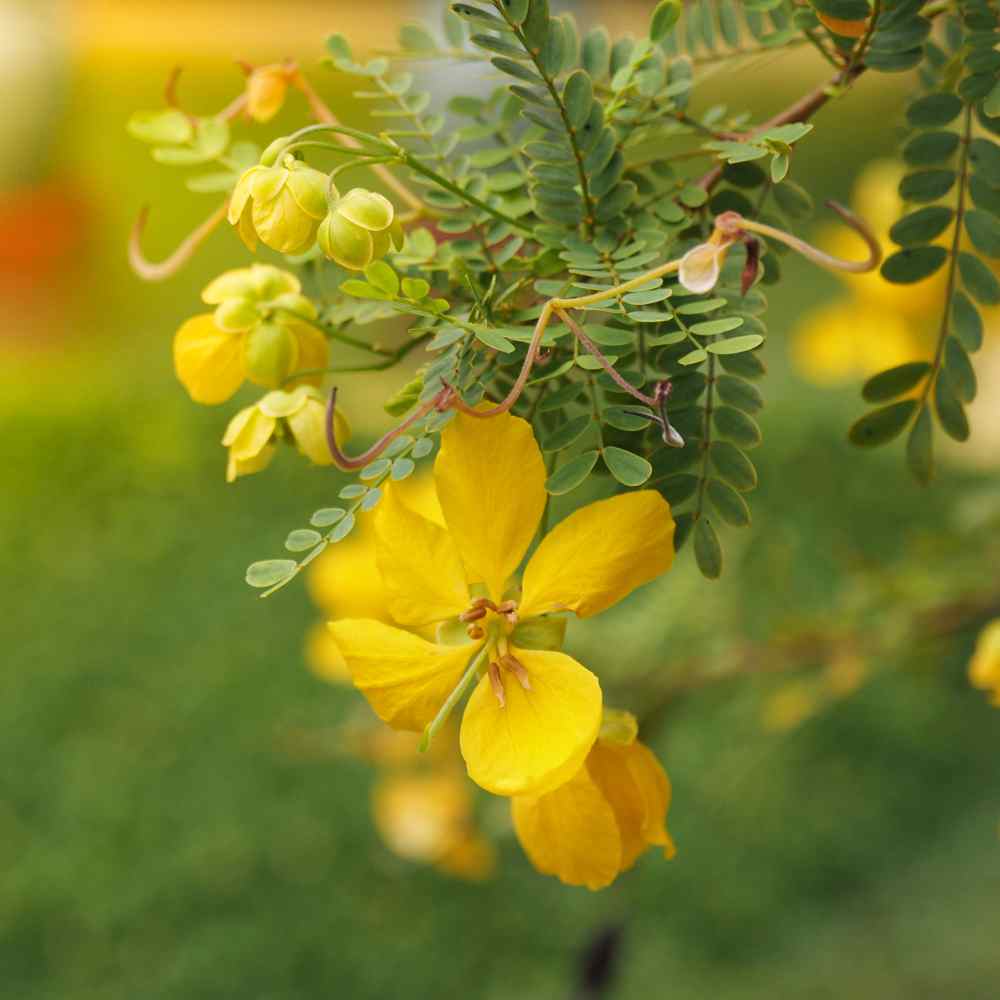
[
  {"left": 678, "top": 241, "right": 727, "bottom": 294},
  {"left": 623, "top": 741, "right": 676, "bottom": 859},
  {"left": 434, "top": 411, "right": 545, "bottom": 601},
  {"left": 460, "top": 648, "right": 601, "bottom": 797},
  {"left": 511, "top": 766, "right": 621, "bottom": 890},
  {"left": 374, "top": 485, "right": 469, "bottom": 628},
  {"left": 226, "top": 443, "right": 275, "bottom": 483},
  {"left": 308, "top": 534, "right": 390, "bottom": 622},
  {"left": 173, "top": 314, "right": 244, "bottom": 404},
  {"left": 226, "top": 407, "right": 276, "bottom": 460},
  {"left": 330, "top": 619, "right": 480, "bottom": 731},
  {"left": 521, "top": 491, "right": 675, "bottom": 619},
  {"left": 586, "top": 743, "right": 647, "bottom": 871},
  {"left": 286, "top": 320, "right": 329, "bottom": 389}
]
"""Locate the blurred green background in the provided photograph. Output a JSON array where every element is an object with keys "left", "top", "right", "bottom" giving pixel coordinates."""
[{"left": 2, "top": 2, "right": 999, "bottom": 998}]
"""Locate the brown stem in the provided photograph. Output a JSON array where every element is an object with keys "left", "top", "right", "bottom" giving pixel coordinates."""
[
  {"left": 128, "top": 201, "right": 227, "bottom": 282},
  {"left": 324, "top": 386, "right": 451, "bottom": 471}
]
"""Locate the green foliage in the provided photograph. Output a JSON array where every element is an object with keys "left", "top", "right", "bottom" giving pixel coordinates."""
[{"left": 853, "top": 0, "right": 999, "bottom": 483}]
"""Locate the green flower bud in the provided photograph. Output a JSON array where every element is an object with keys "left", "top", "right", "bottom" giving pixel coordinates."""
[
  {"left": 318, "top": 212, "right": 374, "bottom": 271},
  {"left": 214, "top": 298, "right": 261, "bottom": 333},
  {"left": 241, "top": 321, "right": 299, "bottom": 387},
  {"left": 316, "top": 188, "right": 401, "bottom": 271}
]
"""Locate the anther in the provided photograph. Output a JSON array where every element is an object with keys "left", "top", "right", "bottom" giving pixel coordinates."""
[
  {"left": 501, "top": 654, "right": 531, "bottom": 691},
  {"left": 466, "top": 624, "right": 485, "bottom": 640},
  {"left": 459, "top": 606, "right": 488, "bottom": 623},
  {"left": 488, "top": 661, "right": 506, "bottom": 707},
  {"left": 495, "top": 600, "right": 518, "bottom": 625}
]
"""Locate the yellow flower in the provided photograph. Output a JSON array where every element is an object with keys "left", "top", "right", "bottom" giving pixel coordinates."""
[
  {"left": 511, "top": 709, "right": 675, "bottom": 890},
  {"left": 317, "top": 187, "right": 404, "bottom": 271},
  {"left": 229, "top": 154, "right": 329, "bottom": 254},
  {"left": 969, "top": 619, "right": 1000, "bottom": 706},
  {"left": 372, "top": 770, "right": 495, "bottom": 881},
  {"left": 791, "top": 299, "right": 923, "bottom": 386},
  {"left": 222, "top": 385, "right": 349, "bottom": 483},
  {"left": 246, "top": 63, "right": 290, "bottom": 123},
  {"left": 329, "top": 411, "right": 676, "bottom": 797},
  {"left": 174, "top": 265, "right": 326, "bottom": 404}
]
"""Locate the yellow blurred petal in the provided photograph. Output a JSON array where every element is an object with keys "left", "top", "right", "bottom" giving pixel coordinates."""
[
  {"left": 304, "top": 622, "right": 351, "bottom": 685},
  {"left": 308, "top": 534, "right": 389, "bottom": 621},
  {"left": 173, "top": 314, "right": 244, "bottom": 404},
  {"left": 374, "top": 485, "right": 470, "bottom": 627},
  {"left": 330, "top": 619, "right": 480, "bottom": 731},
  {"left": 246, "top": 65, "right": 288, "bottom": 123},
  {"left": 969, "top": 619, "right": 1000, "bottom": 702},
  {"left": 521, "top": 491, "right": 675, "bottom": 619},
  {"left": 434, "top": 412, "right": 546, "bottom": 601},
  {"left": 460, "top": 649, "right": 601, "bottom": 797},
  {"left": 436, "top": 832, "right": 496, "bottom": 881},
  {"left": 511, "top": 766, "right": 622, "bottom": 890},
  {"left": 372, "top": 771, "right": 470, "bottom": 864},
  {"left": 678, "top": 242, "right": 726, "bottom": 294}
]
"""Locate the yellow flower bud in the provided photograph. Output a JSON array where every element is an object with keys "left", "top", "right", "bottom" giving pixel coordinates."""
[
  {"left": 246, "top": 64, "right": 289, "bottom": 123},
  {"left": 221, "top": 386, "right": 349, "bottom": 483},
  {"left": 228, "top": 156, "right": 330, "bottom": 255},
  {"left": 222, "top": 404, "right": 278, "bottom": 483}
]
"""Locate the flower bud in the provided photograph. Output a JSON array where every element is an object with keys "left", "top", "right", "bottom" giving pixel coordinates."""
[
  {"left": 241, "top": 321, "right": 299, "bottom": 387},
  {"left": 246, "top": 64, "right": 289, "bottom": 123},
  {"left": 222, "top": 404, "right": 278, "bottom": 483},
  {"left": 317, "top": 187, "right": 400, "bottom": 271},
  {"left": 228, "top": 156, "right": 330, "bottom": 255}
]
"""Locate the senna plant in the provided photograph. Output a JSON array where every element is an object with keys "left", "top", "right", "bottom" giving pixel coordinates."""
[{"left": 128, "top": 1, "right": 1000, "bottom": 887}]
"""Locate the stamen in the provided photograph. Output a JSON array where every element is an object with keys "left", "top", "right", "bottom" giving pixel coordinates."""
[
  {"left": 501, "top": 654, "right": 532, "bottom": 691},
  {"left": 495, "top": 600, "right": 519, "bottom": 626},
  {"left": 466, "top": 624, "right": 485, "bottom": 640},
  {"left": 459, "top": 606, "right": 487, "bottom": 623},
  {"left": 488, "top": 662, "right": 506, "bottom": 707}
]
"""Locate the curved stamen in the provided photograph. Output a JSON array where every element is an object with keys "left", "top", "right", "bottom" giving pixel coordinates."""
[
  {"left": 324, "top": 385, "right": 452, "bottom": 471},
  {"left": 736, "top": 200, "right": 881, "bottom": 274},
  {"left": 128, "top": 202, "right": 227, "bottom": 282}
]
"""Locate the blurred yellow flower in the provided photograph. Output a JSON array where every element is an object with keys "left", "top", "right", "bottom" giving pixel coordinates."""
[
  {"left": 246, "top": 63, "right": 290, "bottom": 123},
  {"left": 969, "top": 619, "right": 1000, "bottom": 706},
  {"left": 222, "top": 385, "right": 348, "bottom": 483},
  {"left": 329, "top": 411, "right": 676, "bottom": 797},
  {"left": 229, "top": 155, "right": 329, "bottom": 254},
  {"left": 372, "top": 770, "right": 495, "bottom": 881},
  {"left": 791, "top": 299, "right": 922, "bottom": 386},
  {"left": 174, "top": 265, "right": 327, "bottom": 404},
  {"left": 511, "top": 709, "right": 675, "bottom": 890}
]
